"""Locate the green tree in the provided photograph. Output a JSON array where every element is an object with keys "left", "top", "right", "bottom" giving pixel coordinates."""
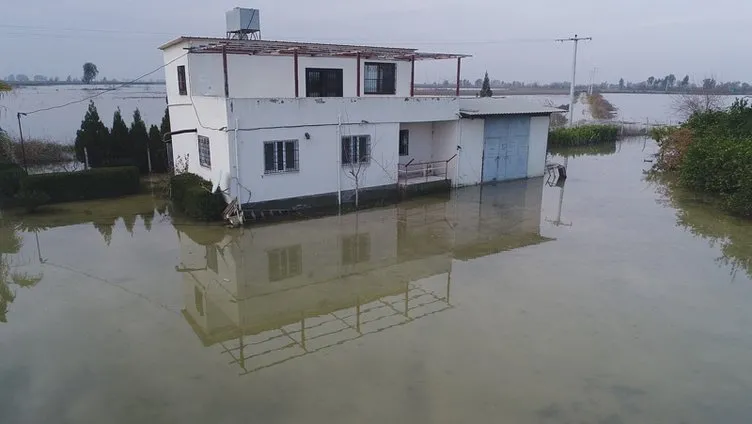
[
  {"left": 666, "top": 74, "right": 677, "bottom": 88},
  {"left": 148, "top": 124, "right": 167, "bottom": 173},
  {"left": 681, "top": 75, "right": 690, "bottom": 87},
  {"left": 159, "top": 108, "right": 171, "bottom": 136},
  {"left": 110, "top": 108, "right": 132, "bottom": 166},
  {"left": 479, "top": 72, "right": 493, "bottom": 97},
  {"left": 74, "top": 101, "right": 110, "bottom": 167},
  {"left": 129, "top": 109, "right": 150, "bottom": 173},
  {"left": 618, "top": 78, "right": 625, "bottom": 90},
  {"left": 82, "top": 62, "right": 99, "bottom": 84},
  {"left": 647, "top": 76, "right": 655, "bottom": 87}
]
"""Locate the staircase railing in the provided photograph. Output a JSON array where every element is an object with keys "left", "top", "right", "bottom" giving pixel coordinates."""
[{"left": 398, "top": 154, "right": 457, "bottom": 186}]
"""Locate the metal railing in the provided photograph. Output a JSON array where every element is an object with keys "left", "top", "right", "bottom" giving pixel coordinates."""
[{"left": 398, "top": 154, "right": 457, "bottom": 186}]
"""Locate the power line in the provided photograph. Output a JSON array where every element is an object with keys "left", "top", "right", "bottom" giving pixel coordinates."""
[
  {"left": 20, "top": 52, "right": 187, "bottom": 116},
  {"left": 0, "top": 23, "right": 176, "bottom": 36}
]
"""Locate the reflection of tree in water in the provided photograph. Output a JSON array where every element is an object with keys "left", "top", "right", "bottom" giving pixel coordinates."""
[
  {"left": 652, "top": 175, "right": 752, "bottom": 279},
  {"left": 0, "top": 219, "right": 42, "bottom": 323},
  {"left": 548, "top": 141, "right": 617, "bottom": 158}
]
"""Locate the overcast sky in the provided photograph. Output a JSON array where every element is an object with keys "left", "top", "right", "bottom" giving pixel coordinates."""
[{"left": 3, "top": 0, "right": 751, "bottom": 84}]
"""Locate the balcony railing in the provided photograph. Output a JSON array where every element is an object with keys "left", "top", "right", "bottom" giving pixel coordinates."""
[{"left": 398, "top": 155, "right": 457, "bottom": 186}]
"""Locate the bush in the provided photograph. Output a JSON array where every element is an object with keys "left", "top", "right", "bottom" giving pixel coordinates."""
[
  {"left": 170, "top": 173, "right": 226, "bottom": 221},
  {"left": 20, "top": 166, "right": 140, "bottom": 203},
  {"left": 665, "top": 99, "right": 752, "bottom": 217},
  {"left": 14, "top": 190, "right": 50, "bottom": 213},
  {"left": 548, "top": 124, "right": 619, "bottom": 147},
  {"left": 0, "top": 163, "right": 26, "bottom": 197}
]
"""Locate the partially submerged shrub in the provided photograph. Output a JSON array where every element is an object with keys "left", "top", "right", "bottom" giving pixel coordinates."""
[
  {"left": 653, "top": 127, "right": 692, "bottom": 172},
  {"left": 170, "top": 173, "right": 226, "bottom": 221},
  {"left": 20, "top": 166, "right": 140, "bottom": 203},
  {"left": 548, "top": 124, "right": 619, "bottom": 147}
]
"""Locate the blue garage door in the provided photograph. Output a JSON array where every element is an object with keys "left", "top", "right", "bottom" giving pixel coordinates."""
[{"left": 482, "top": 116, "right": 530, "bottom": 183}]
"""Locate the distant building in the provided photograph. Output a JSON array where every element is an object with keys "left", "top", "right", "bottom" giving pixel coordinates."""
[{"left": 159, "top": 8, "right": 558, "bottom": 212}]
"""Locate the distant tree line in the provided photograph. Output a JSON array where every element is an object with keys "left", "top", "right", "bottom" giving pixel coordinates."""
[
  {"left": 74, "top": 101, "right": 170, "bottom": 173},
  {"left": 417, "top": 73, "right": 752, "bottom": 95}
]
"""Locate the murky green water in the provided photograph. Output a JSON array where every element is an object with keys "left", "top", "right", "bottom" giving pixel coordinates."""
[{"left": 2, "top": 139, "right": 752, "bottom": 423}]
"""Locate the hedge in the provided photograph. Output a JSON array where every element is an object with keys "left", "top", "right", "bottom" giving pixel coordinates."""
[
  {"left": 170, "top": 173, "right": 227, "bottom": 221},
  {"left": 0, "top": 163, "right": 26, "bottom": 197},
  {"left": 548, "top": 124, "right": 619, "bottom": 147},
  {"left": 20, "top": 166, "right": 140, "bottom": 203}
]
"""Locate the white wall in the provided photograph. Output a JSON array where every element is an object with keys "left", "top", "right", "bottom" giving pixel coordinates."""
[
  {"left": 229, "top": 97, "right": 458, "bottom": 129},
  {"left": 168, "top": 97, "right": 231, "bottom": 191},
  {"left": 163, "top": 41, "right": 414, "bottom": 100},
  {"left": 527, "top": 116, "right": 550, "bottom": 177},
  {"left": 163, "top": 45, "right": 191, "bottom": 105},
  {"left": 235, "top": 122, "right": 399, "bottom": 203},
  {"left": 398, "top": 123, "right": 434, "bottom": 165},
  {"left": 456, "top": 119, "right": 485, "bottom": 186}
]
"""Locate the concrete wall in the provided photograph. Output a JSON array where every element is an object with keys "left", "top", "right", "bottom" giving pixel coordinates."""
[
  {"left": 398, "top": 122, "right": 434, "bottom": 165},
  {"left": 167, "top": 97, "right": 231, "bottom": 190},
  {"left": 164, "top": 44, "right": 413, "bottom": 100},
  {"left": 456, "top": 119, "right": 485, "bottom": 186},
  {"left": 527, "top": 115, "right": 550, "bottom": 177},
  {"left": 234, "top": 122, "right": 399, "bottom": 203},
  {"left": 228, "top": 97, "right": 458, "bottom": 129},
  {"left": 163, "top": 45, "right": 192, "bottom": 105}
]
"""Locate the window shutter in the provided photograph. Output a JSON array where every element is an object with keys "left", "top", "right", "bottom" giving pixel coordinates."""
[
  {"left": 264, "top": 143, "right": 275, "bottom": 172},
  {"left": 285, "top": 141, "right": 297, "bottom": 170},
  {"left": 275, "top": 142, "right": 284, "bottom": 171},
  {"left": 342, "top": 137, "right": 352, "bottom": 164},
  {"left": 358, "top": 136, "right": 369, "bottom": 162}
]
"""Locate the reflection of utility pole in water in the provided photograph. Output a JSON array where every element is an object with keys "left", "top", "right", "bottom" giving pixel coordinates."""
[
  {"left": 556, "top": 34, "right": 592, "bottom": 126},
  {"left": 546, "top": 169, "right": 572, "bottom": 227}
]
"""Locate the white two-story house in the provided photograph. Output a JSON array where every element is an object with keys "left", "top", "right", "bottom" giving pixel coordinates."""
[{"left": 160, "top": 8, "right": 558, "bottom": 212}]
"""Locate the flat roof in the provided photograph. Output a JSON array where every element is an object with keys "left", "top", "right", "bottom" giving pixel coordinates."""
[
  {"left": 159, "top": 37, "right": 470, "bottom": 61},
  {"left": 459, "top": 97, "right": 564, "bottom": 117}
]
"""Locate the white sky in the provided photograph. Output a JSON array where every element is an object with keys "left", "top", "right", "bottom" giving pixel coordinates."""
[{"left": 3, "top": 0, "right": 751, "bottom": 84}]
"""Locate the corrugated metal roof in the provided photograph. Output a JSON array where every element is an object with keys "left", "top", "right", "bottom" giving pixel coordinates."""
[
  {"left": 159, "top": 37, "right": 470, "bottom": 60},
  {"left": 459, "top": 98, "right": 563, "bottom": 117}
]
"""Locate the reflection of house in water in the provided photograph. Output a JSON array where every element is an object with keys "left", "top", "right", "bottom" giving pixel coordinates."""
[{"left": 177, "top": 178, "right": 548, "bottom": 375}]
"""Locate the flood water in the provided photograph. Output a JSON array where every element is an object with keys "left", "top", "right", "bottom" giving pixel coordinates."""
[{"left": 2, "top": 139, "right": 752, "bottom": 423}]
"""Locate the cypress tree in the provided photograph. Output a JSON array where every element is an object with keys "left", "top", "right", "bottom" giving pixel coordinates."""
[
  {"left": 129, "top": 109, "right": 150, "bottom": 173},
  {"left": 74, "top": 101, "right": 109, "bottom": 167},
  {"left": 110, "top": 108, "right": 131, "bottom": 166},
  {"left": 148, "top": 124, "right": 167, "bottom": 173},
  {"left": 479, "top": 72, "right": 493, "bottom": 97}
]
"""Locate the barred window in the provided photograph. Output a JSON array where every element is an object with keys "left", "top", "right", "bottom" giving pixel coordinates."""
[
  {"left": 197, "top": 135, "right": 211, "bottom": 168},
  {"left": 177, "top": 65, "right": 187, "bottom": 95},
  {"left": 264, "top": 140, "right": 299, "bottom": 174},
  {"left": 268, "top": 245, "right": 302, "bottom": 282},
  {"left": 341, "top": 135, "right": 371, "bottom": 166},
  {"left": 342, "top": 234, "right": 371, "bottom": 265},
  {"left": 364, "top": 63, "right": 396, "bottom": 95}
]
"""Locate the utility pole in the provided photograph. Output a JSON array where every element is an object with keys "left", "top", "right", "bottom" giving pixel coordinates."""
[{"left": 556, "top": 34, "right": 592, "bottom": 126}]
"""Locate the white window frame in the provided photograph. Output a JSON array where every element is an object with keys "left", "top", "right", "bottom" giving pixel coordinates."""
[
  {"left": 197, "top": 135, "right": 211, "bottom": 168},
  {"left": 341, "top": 135, "right": 371, "bottom": 166},
  {"left": 264, "top": 140, "right": 299, "bottom": 174}
]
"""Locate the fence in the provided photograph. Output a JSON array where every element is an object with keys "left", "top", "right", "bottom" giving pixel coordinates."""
[{"left": 398, "top": 155, "right": 457, "bottom": 186}]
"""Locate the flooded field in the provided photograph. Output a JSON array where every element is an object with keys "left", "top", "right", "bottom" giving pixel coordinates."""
[{"left": 2, "top": 139, "right": 752, "bottom": 423}]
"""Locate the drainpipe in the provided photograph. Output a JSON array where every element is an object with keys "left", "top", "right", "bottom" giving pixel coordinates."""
[
  {"left": 356, "top": 52, "right": 361, "bottom": 97},
  {"left": 222, "top": 45, "right": 230, "bottom": 98},
  {"left": 337, "top": 113, "right": 342, "bottom": 207}
]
